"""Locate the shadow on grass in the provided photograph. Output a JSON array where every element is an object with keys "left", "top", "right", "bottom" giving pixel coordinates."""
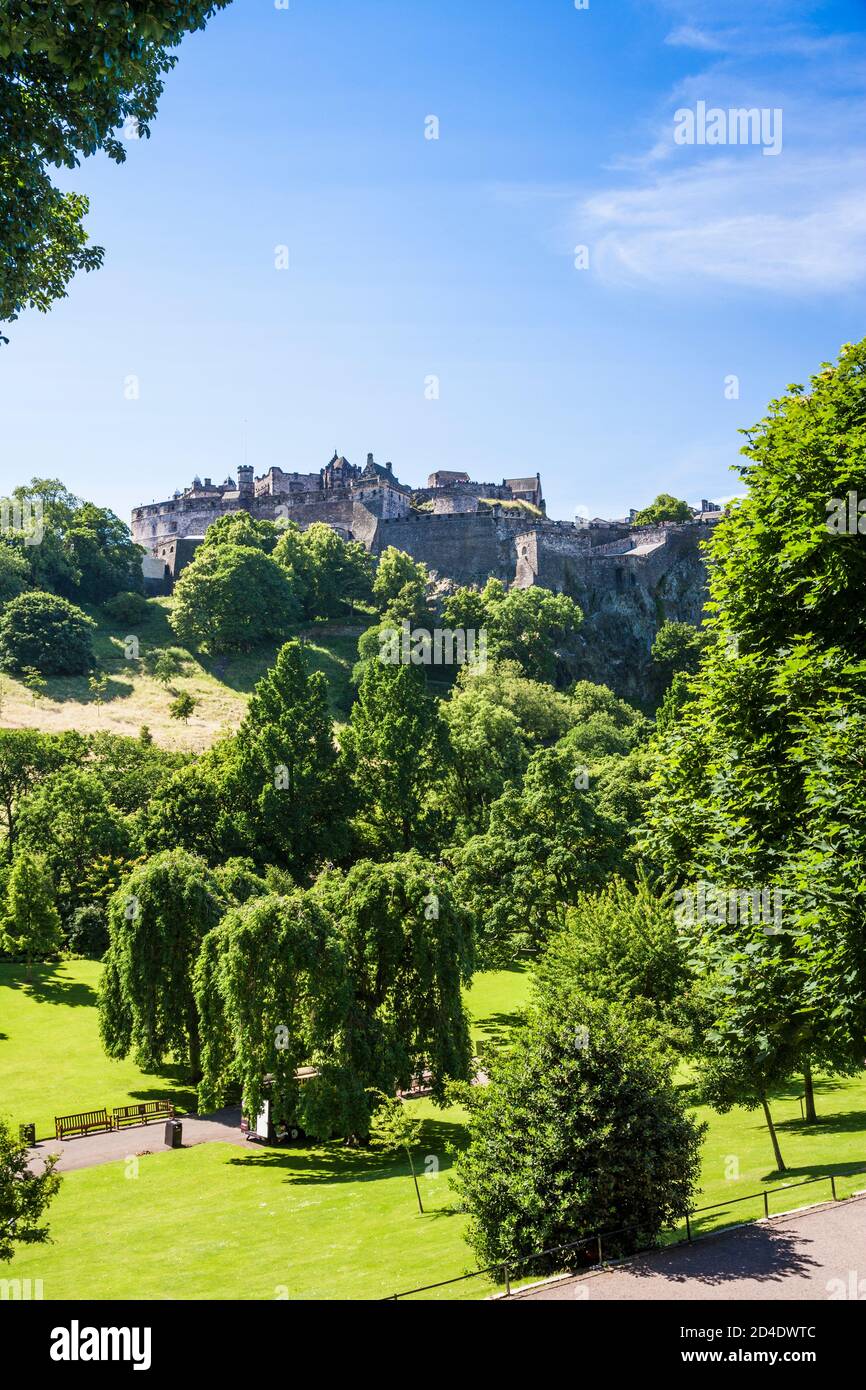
[
  {"left": 778, "top": 1106, "right": 866, "bottom": 1137},
  {"left": 126, "top": 1079, "right": 199, "bottom": 1115},
  {"left": 1, "top": 964, "right": 99, "bottom": 1008},
  {"left": 230, "top": 1118, "right": 465, "bottom": 1191}
]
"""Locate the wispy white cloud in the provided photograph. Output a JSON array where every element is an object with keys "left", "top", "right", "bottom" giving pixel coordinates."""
[
  {"left": 578, "top": 4, "right": 866, "bottom": 293},
  {"left": 583, "top": 155, "right": 866, "bottom": 292}
]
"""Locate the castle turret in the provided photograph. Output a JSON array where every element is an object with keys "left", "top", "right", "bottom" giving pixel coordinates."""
[{"left": 237, "top": 465, "right": 254, "bottom": 498}]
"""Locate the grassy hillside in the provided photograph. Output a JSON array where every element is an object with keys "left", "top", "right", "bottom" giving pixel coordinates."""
[
  {"left": 0, "top": 598, "right": 367, "bottom": 751},
  {"left": 3, "top": 959, "right": 866, "bottom": 1300}
]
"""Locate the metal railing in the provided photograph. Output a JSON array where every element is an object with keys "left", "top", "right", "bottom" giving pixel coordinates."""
[{"left": 384, "top": 1164, "right": 866, "bottom": 1301}]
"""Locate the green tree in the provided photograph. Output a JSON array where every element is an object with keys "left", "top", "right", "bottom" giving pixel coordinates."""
[
  {"left": 102, "top": 590, "right": 150, "bottom": 627},
  {"left": 340, "top": 658, "right": 448, "bottom": 855},
  {"left": 454, "top": 743, "right": 624, "bottom": 962},
  {"left": 452, "top": 994, "right": 704, "bottom": 1273},
  {"left": 168, "top": 691, "right": 198, "bottom": 723},
  {"left": 0, "top": 544, "right": 30, "bottom": 607},
  {"left": 367, "top": 1091, "right": 425, "bottom": 1213},
  {"left": 1, "top": 1, "right": 230, "bottom": 329},
  {"left": 0, "top": 591, "right": 95, "bottom": 675},
  {"left": 99, "top": 849, "right": 224, "bottom": 1080},
  {"left": 444, "top": 579, "right": 582, "bottom": 683},
  {"left": 314, "top": 854, "right": 474, "bottom": 1109},
  {"left": 2, "top": 852, "right": 63, "bottom": 978},
  {"left": 0, "top": 729, "right": 84, "bottom": 857},
  {"left": 633, "top": 493, "right": 692, "bottom": 526},
  {"left": 145, "top": 647, "right": 186, "bottom": 687},
  {"left": 15, "top": 767, "right": 131, "bottom": 918},
  {"left": 0, "top": 1118, "right": 61, "bottom": 1263},
  {"left": 198, "top": 512, "right": 280, "bottom": 554},
  {"left": 372, "top": 546, "right": 430, "bottom": 616},
  {"left": 232, "top": 640, "right": 349, "bottom": 875},
  {"left": 300, "top": 523, "right": 374, "bottom": 620},
  {"left": 646, "top": 341, "right": 866, "bottom": 1113},
  {"left": 194, "top": 890, "right": 356, "bottom": 1136},
  {"left": 170, "top": 544, "right": 300, "bottom": 654},
  {"left": 534, "top": 875, "right": 689, "bottom": 1044},
  {"left": 88, "top": 669, "right": 109, "bottom": 717}
]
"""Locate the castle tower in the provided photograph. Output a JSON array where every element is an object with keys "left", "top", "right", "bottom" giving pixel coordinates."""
[{"left": 237, "top": 465, "right": 254, "bottom": 499}]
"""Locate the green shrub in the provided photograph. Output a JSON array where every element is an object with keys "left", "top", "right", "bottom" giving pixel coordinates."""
[
  {"left": 68, "top": 903, "right": 110, "bottom": 959},
  {"left": 102, "top": 590, "right": 150, "bottom": 627},
  {"left": 0, "top": 591, "right": 96, "bottom": 676}
]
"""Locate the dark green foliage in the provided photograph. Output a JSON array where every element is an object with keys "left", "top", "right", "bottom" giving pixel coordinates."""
[
  {"left": 633, "top": 493, "right": 692, "bottom": 526},
  {"left": 102, "top": 590, "right": 150, "bottom": 627},
  {"left": 340, "top": 657, "right": 448, "bottom": 856},
  {"left": 0, "top": 591, "right": 95, "bottom": 675},
  {"left": 1, "top": 1, "right": 230, "bottom": 326},
  {"left": 452, "top": 994, "right": 704, "bottom": 1272},
  {"left": 194, "top": 891, "right": 357, "bottom": 1135},
  {"left": 67, "top": 902, "right": 109, "bottom": 959},
  {"left": 0, "top": 728, "right": 86, "bottom": 856},
  {"left": 0, "top": 544, "right": 31, "bottom": 607},
  {"left": 444, "top": 578, "right": 582, "bottom": 683},
  {"left": 99, "top": 849, "right": 224, "bottom": 1078},
  {"left": 314, "top": 854, "right": 474, "bottom": 1107},
  {"left": 1, "top": 852, "right": 63, "bottom": 975},
  {"left": 15, "top": 767, "right": 131, "bottom": 918},
  {"left": 233, "top": 641, "right": 349, "bottom": 875},
  {"left": 274, "top": 522, "right": 375, "bottom": 621},
  {"left": 454, "top": 742, "right": 627, "bottom": 963},
  {"left": 0, "top": 1118, "right": 61, "bottom": 1262},
  {"left": 170, "top": 544, "right": 300, "bottom": 653}
]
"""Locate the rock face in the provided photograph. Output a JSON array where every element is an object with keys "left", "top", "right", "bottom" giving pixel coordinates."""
[{"left": 132, "top": 455, "right": 716, "bottom": 703}]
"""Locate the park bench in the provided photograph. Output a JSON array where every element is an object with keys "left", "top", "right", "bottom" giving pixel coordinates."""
[
  {"left": 112, "top": 1101, "right": 175, "bottom": 1129},
  {"left": 54, "top": 1108, "right": 112, "bottom": 1141}
]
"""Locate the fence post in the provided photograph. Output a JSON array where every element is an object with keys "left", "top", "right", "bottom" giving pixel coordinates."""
[
  {"left": 763, "top": 1191, "right": 769, "bottom": 1218},
  {"left": 503, "top": 1264, "right": 511, "bottom": 1296},
  {"left": 596, "top": 1234, "right": 603, "bottom": 1266},
  {"left": 831, "top": 1175, "right": 837, "bottom": 1201},
  {"left": 685, "top": 1211, "right": 692, "bottom": 1242}
]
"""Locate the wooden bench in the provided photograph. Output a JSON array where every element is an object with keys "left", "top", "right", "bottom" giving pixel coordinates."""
[
  {"left": 55, "top": 1109, "right": 112, "bottom": 1141},
  {"left": 112, "top": 1101, "right": 175, "bottom": 1129}
]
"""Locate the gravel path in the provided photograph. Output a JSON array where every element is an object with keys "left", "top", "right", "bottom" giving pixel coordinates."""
[
  {"left": 511, "top": 1195, "right": 866, "bottom": 1301},
  {"left": 27, "top": 1106, "right": 247, "bottom": 1174}
]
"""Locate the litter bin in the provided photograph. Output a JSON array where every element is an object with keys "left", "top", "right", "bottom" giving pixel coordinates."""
[
  {"left": 164, "top": 1119, "right": 182, "bottom": 1149},
  {"left": 19, "top": 1123, "right": 35, "bottom": 1145}
]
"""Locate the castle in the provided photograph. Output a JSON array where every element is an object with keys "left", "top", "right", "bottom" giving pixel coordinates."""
[{"left": 132, "top": 452, "right": 722, "bottom": 702}]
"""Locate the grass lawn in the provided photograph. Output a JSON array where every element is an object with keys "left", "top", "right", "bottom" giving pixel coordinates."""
[
  {"left": 0, "top": 962, "right": 199, "bottom": 1138},
  {"left": 0, "top": 598, "right": 367, "bottom": 750},
  {"left": 3, "top": 959, "right": 866, "bottom": 1299}
]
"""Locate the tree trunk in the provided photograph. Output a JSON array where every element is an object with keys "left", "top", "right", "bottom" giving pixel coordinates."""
[
  {"left": 187, "top": 1025, "right": 202, "bottom": 1086},
  {"left": 406, "top": 1147, "right": 424, "bottom": 1214},
  {"left": 803, "top": 1062, "right": 818, "bottom": 1123},
  {"left": 760, "top": 1092, "right": 786, "bottom": 1172}
]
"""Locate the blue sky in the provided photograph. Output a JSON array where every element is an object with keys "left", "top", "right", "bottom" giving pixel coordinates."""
[{"left": 2, "top": 0, "right": 865, "bottom": 524}]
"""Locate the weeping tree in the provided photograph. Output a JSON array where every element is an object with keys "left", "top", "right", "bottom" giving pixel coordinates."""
[
  {"left": 193, "top": 891, "right": 359, "bottom": 1138},
  {"left": 98, "top": 849, "right": 224, "bottom": 1081},
  {"left": 313, "top": 853, "right": 475, "bottom": 1111}
]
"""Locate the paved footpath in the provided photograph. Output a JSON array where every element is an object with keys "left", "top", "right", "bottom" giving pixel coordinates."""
[
  {"left": 511, "top": 1194, "right": 866, "bottom": 1301},
  {"left": 28, "top": 1106, "right": 247, "bottom": 1174}
]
